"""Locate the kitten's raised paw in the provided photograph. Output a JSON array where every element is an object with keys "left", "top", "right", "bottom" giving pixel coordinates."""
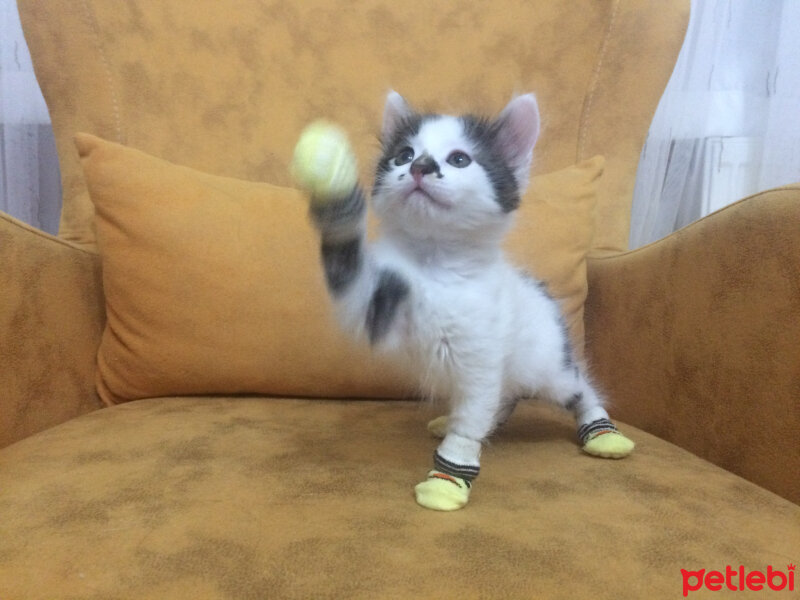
[
  {"left": 414, "top": 471, "right": 470, "bottom": 511},
  {"left": 582, "top": 431, "right": 635, "bottom": 459},
  {"left": 291, "top": 120, "right": 358, "bottom": 200},
  {"left": 426, "top": 415, "right": 449, "bottom": 439}
]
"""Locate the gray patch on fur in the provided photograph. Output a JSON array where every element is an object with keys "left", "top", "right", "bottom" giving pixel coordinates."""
[
  {"left": 321, "top": 238, "right": 363, "bottom": 296},
  {"left": 460, "top": 115, "right": 521, "bottom": 212},
  {"left": 366, "top": 270, "right": 410, "bottom": 344},
  {"left": 565, "top": 393, "right": 583, "bottom": 412},
  {"left": 374, "top": 113, "right": 435, "bottom": 192}
]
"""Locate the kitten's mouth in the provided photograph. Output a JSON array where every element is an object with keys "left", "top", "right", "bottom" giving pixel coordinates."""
[{"left": 406, "top": 186, "right": 451, "bottom": 209}]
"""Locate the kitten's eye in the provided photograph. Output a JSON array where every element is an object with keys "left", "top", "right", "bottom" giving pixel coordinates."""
[
  {"left": 394, "top": 147, "right": 415, "bottom": 166},
  {"left": 446, "top": 151, "right": 472, "bottom": 168}
]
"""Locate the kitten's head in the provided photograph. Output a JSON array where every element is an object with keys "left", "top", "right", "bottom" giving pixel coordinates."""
[{"left": 372, "top": 91, "right": 540, "bottom": 243}]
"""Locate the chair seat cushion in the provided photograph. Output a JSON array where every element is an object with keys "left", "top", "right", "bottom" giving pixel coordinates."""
[{"left": 1, "top": 397, "right": 797, "bottom": 599}]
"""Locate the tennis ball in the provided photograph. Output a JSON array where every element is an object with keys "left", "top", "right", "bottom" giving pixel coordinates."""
[{"left": 291, "top": 120, "right": 358, "bottom": 199}]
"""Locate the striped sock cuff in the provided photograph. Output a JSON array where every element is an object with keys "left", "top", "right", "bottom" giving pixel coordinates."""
[
  {"left": 433, "top": 451, "right": 480, "bottom": 482},
  {"left": 578, "top": 418, "right": 619, "bottom": 446}
]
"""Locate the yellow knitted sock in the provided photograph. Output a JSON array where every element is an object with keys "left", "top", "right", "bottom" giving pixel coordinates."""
[
  {"left": 414, "top": 471, "right": 471, "bottom": 511},
  {"left": 579, "top": 418, "right": 635, "bottom": 458}
]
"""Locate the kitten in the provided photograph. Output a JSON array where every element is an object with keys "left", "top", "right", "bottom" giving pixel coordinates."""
[{"left": 308, "top": 91, "right": 634, "bottom": 510}]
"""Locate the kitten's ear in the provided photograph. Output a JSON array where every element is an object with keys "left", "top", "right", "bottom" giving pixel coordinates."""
[
  {"left": 382, "top": 90, "right": 414, "bottom": 142},
  {"left": 494, "top": 94, "right": 540, "bottom": 189}
]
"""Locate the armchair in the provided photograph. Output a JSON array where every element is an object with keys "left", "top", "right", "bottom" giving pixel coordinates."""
[{"left": 1, "top": 1, "right": 797, "bottom": 597}]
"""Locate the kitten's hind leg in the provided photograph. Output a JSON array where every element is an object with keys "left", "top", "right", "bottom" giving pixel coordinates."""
[
  {"left": 495, "top": 397, "right": 520, "bottom": 428},
  {"left": 547, "top": 369, "right": 635, "bottom": 459},
  {"left": 427, "top": 398, "right": 517, "bottom": 440},
  {"left": 426, "top": 415, "right": 449, "bottom": 439}
]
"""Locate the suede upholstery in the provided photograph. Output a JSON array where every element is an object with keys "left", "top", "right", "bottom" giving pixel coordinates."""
[
  {"left": 0, "top": 212, "right": 104, "bottom": 448},
  {"left": 19, "top": 0, "right": 688, "bottom": 253},
  {"left": 1, "top": 398, "right": 798, "bottom": 599},
  {"left": 585, "top": 185, "right": 800, "bottom": 504},
  {"left": 4, "top": 0, "right": 800, "bottom": 598}
]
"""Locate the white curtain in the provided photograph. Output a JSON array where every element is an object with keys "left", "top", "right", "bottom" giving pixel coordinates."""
[
  {"left": 630, "top": 0, "right": 800, "bottom": 249},
  {"left": 0, "top": 0, "right": 61, "bottom": 234}
]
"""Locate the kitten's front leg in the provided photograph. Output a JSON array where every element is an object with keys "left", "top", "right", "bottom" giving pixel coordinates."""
[
  {"left": 310, "top": 186, "right": 368, "bottom": 297},
  {"left": 293, "top": 122, "right": 411, "bottom": 345},
  {"left": 311, "top": 191, "right": 411, "bottom": 346},
  {"left": 415, "top": 372, "right": 504, "bottom": 511}
]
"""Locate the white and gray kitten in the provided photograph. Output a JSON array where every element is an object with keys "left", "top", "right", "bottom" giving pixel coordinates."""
[{"left": 309, "top": 92, "right": 631, "bottom": 509}]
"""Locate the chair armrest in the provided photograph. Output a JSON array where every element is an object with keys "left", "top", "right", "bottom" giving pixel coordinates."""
[
  {"left": 0, "top": 212, "right": 105, "bottom": 447},
  {"left": 585, "top": 184, "right": 800, "bottom": 504}
]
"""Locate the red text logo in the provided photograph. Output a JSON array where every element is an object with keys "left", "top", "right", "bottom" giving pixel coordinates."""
[{"left": 681, "top": 564, "right": 795, "bottom": 596}]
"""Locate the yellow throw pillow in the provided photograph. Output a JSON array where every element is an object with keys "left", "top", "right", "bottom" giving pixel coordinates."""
[{"left": 76, "top": 133, "right": 602, "bottom": 404}]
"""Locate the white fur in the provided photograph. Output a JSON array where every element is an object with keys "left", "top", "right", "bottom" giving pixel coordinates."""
[{"left": 334, "top": 94, "right": 609, "bottom": 468}]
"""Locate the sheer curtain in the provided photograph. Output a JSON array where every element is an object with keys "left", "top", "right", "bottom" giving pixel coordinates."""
[
  {"left": 630, "top": 0, "right": 800, "bottom": 249},
  {"left": 0, "top": 0, "right": 61, "bottom": 234}
]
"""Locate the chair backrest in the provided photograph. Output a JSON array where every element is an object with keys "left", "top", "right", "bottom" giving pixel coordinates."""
[{"left": 19, "top": 0, "right": 688, "bottom": 253}]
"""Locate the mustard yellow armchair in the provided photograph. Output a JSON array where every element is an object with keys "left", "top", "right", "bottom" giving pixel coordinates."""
[{"left": 1, "top": 1, "right": 797, "bottom": 597}]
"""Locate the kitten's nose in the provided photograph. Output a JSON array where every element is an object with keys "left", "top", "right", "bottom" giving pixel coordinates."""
[{"left": 410, "top": 154, "right": 440, "bottom": 183}]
